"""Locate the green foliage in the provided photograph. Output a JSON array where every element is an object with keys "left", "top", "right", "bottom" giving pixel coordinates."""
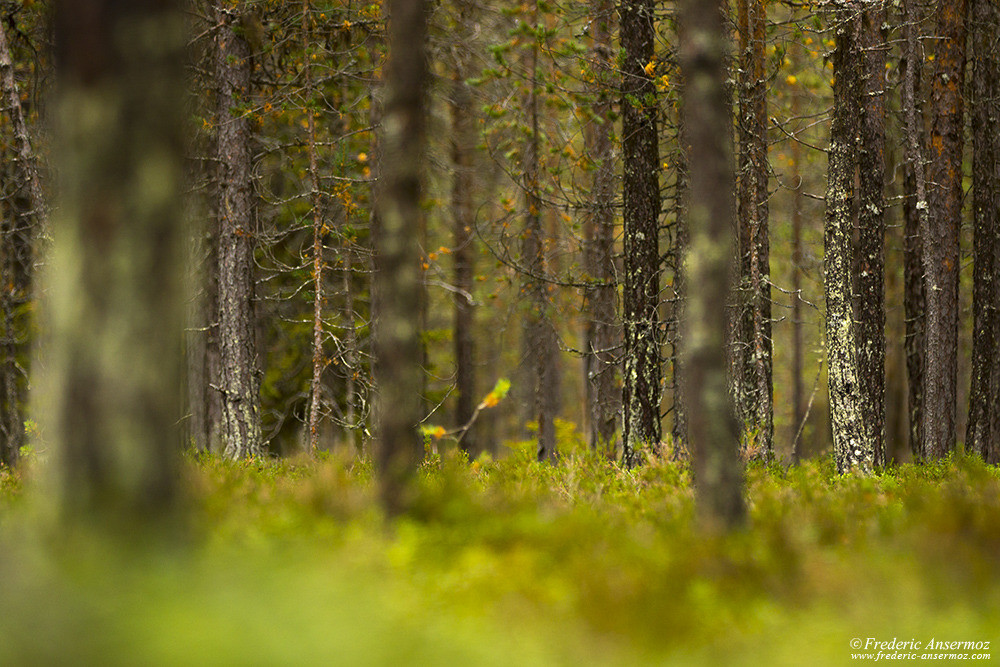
[{"left": 1, "top": 453, "right": 999, "bottom": 664}]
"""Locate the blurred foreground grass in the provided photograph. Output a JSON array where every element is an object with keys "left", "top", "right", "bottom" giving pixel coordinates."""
[{"left": 1, "top": 445, "right": 998, "bottom": 665}]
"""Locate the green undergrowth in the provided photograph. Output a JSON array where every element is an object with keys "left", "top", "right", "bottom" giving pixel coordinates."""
[{"left": 1, "top": 447, "right": 999, "bottom": 665}]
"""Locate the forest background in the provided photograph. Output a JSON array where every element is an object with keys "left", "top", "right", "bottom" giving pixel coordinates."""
[{"left": 0, "top": 0, "right": 998, "bottom": 664}]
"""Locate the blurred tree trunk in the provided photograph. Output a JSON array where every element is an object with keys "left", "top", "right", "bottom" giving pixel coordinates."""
[
  {"left": 583, "top": 0, "right": 620, "bottom": 455},
  {"left": 901, "top": 0, "right": 927, "bottom": 458},
  {"left": 375, "top": 0, "right": 428, "bottom": 512},
  {"left": 735, "top": 0, "right": 772, "bottom": 459},
  {"left": 856, "top": 3, "right": 887, "bottom": 467},
  {"left": 920, "top": 0, "right": 967, "bottom": 459},
  {"left": 620, "top": 0, "right": 661, "bottom": 467},
  {"left": 679, "top": 0, "right": 745, "bottom": 528},
  {"left": 450, "top": 0, "right": 478, "bottom": 457},
  {"left": 966, "top": 0, "right": 1000, "bottom": 464},
  {"left": 215, "top": 5, "right": 263, "bottom": 459},
  {"left": 826, "top": 7, "right": 869, "bottom": 473},
  {"left": 0, "top": 19, "right": 43, "bottom": 467},
  {"left": 45, "top": 0, "right": 187, "bottom": 518}
]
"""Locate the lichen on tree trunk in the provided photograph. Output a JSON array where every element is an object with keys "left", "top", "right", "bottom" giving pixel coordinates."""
[
  {"left": 215, "top": 5, "right": 263, "bottom": 460},
  {"left": 620, "top": 0, "right": 662, "bottom": 467},
  {"left": 825, "top": 7, "right": 870, "bottom": 474}
]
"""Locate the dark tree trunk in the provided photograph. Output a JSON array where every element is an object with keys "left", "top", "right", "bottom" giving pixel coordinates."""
[
  {"left": 520, "top": 0, "right": 559, "bottom": 464},
  {"left": 620, "top": 0, "right": 661, "bottom": 466},
  {"left": 901, "top": 0, "right": 927, "bottom": 458},
  {"left": 856, "top": 4, "right": 887, "bottom": 467},
  {"left": 583, "top": 0, "right": 620, "bottom": 455},
  {"left": 679, "top": 0, "right": 746, "bottom": 528},
  {"left": 215, "top": 6, "right": 263, "bottom": 459},
  {"left": 921, "top": 0, "right": 968, "bottom": 459},
  {"left": 790, "top": 91, "right": 804, "bottom": 463},
  {"left": 449, "top": 15, "right": 478, "bottom": 456},
  {"left": 375, "top": 0, "right": 428, "bottom": 512},
  {"left": 735, "top": 0, "right": 772, "bottom": 458},
  {"left": 966, "top": 0, "right": 1000, "bottom": 464},
  {"left": 0, "top": 19, "right": 43, "bottom": 467},
  {"left": 46, "top": 0, "right": 187, "bottom": 519},
  {"left": 669, "top": 112, "right": 689, "bottom": 457},
  {"left": 826, "top": 7, "right": 869, "bottom": 473}
]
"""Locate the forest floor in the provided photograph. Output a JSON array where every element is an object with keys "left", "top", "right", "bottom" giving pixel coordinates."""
[{"left": 1, "top": 440, "right": 998, "bottom": 665}]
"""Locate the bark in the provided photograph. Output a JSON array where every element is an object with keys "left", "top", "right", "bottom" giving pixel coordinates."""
[
  {"left": 583, "top": 0, "right": 620, "bottom": 455},
  {"left": 46, "top": 0, "right": 187, "bottom": 519},
  {"left": 449, "top": 1, "right": 478, "bottom": 457},
  {"left": 735, "top": 0, "right": 772, "bottom": 458},
  {"left": 215, "top": 5, "right": 263, "bottom": 459},
  {"left": 521, "top": 0, "right": 559, "bottom": 464},
  {"left": 826, "top": 7, "right": 870, "bottom": 474},
  {"left": 856, "top": 3, "right": 887, "bottom": 467},
  {"left": 304, "top": 0, "right": 325, "bottom": 454},
  {"left": 0, "top": 20, "right": 42, "bottom": 467},
  {"left": 670, "top": 112, "right": 690, "bottom": 457},
  {"left": 375, "top": 0, "right": 428, "bottom": 512},
  {"left": 679, "top": 0, "right": 746, "bottom": 528},
  {"left": 966, "top": 0, "right": 1000, "bottom": 464},
  {"left": 901, "top": 0, "right": 927, "bottom": 457},
  {"left": 921, "top": 0, "right": 967, "bottom": 458},
  {"left": 790, "top": 91, "right": 804, "bottom": 464},
  {"left": 621, "top": 0, "right": 662, "bottom": 466}
]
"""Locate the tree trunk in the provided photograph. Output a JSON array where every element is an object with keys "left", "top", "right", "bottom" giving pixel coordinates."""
[
  {"left": 45, "top": 0, "right": 187, "bottom": 519},
  {"left": 790, "top": 90, "right": 804, "bottom": 464},
  {"left": 583, "top": 0, "right": 620, "bottom": 455},
  {"left": 826, "top": 7, "right": 869, "bottom": 474},
  {"left": 620, "top": 0, "right": 662, "bottom": 466},
  {"left": 449, "top": 3, "right": 478, "bottom": 457},
  {"left": 303, "top": 0, "right": 326, "bottom": 455},
  {"left": 375, "top": 0, "right": 428, "bottom": 513},
  {"left": 521, "top": 0, "right": 559, "bottom": 464},
  {"left": 921, "top": 0, "right": 967, "bottom": 459},
  {"left": 856, "top": 3, "right": 887, "bottom": 467},
  {"left": 679, "top": 0, "right": 746, "bottom": 529},
  {"left": 215, "top": 5, "right": 263, "bottom": 460},
  {"left": 901, "top": 0, "right": 927, "bottom": 458},
  {"left": 735, "top": 0, "right": 772, "bottom": 458},
  {"left": 0, "top": 19, "right": 43, "bottom": 467},
  {"left": 966, "top": 0, "right": 1000, "bottom": 464}
]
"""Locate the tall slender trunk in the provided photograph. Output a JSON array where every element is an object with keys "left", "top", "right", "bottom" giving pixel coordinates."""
[
  {"left": 304, "top": 0, "right": 325, "bottom": 454},
  {"left": 670, "top": 111, "right": 689, "bottom": 456},
  {"left": 620, "top": 0, "right": 662, "bottom": 466},
  {"left": 966, "top": 0, "right": 1000, "bottom": 464},
  {"left": 790, "top": 91, "right": 804, "bottom": 463},
  {"left": 921, "top": 0, "right": 967, "bottom": 458},
  {"left": 583, "top": 0, "right": 620, "bottom": 454},
  {"left": 216, "top": 5, "right": 263, "bottom": 459},
  {"left": 46, "top": 0, "right": 187, "bottom": 519},
  {"left": 375, "top": 0, "right": 428, "bottom": 512},
  {"left": 901, "top": 0, "right": 927, "bottom": 457},
  {"left": 450, "top": 17, "right": 478, "bottom": 456},
  {"left": 0, "top": 20, "right": 42, "bottom": 467},
  {"left": 826, "top": 7, "right": 869, "bottom": 474},
  {"left": 521, "top": 0, "right": 559, "bottom": 463},
  {"left": 735, "top": 0, "right": 771, "bottom": 458},
  {"left": 679, "top": 0, "right": 745, "bottom": 529},
  {"left": 856, "top": 3, "right": 887, "bottom": 467}
]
